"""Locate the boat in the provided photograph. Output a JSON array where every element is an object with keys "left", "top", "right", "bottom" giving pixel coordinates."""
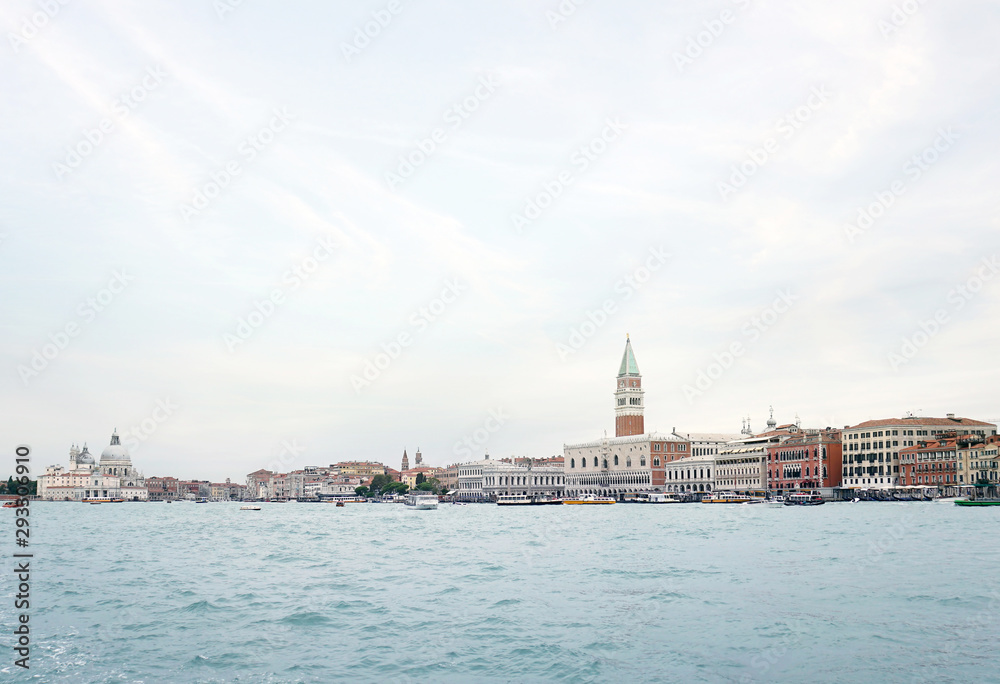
[
  {"left": 701, "top": 491, "right": 753, "bottom": 504},
  {"left": 335, "top": 501, "right": 345, "bottom": 507},
  {"left": 81, "top": 498, "right": 125, "bottom": 504},
  {"left": 562, "top": 494, "right": 615, "bottom": 505},
  {"left": 784, "top": 492, "right": 825, "bottom": 506},
  {"left": 767, "top": 495, "right": 786, "bottom": 506},
  {"left": 195, "top": 499, "right": 208, "bottom": 504},
  {"left": 239, "top": 505, "right": 261, "bottom": 510},
  {"left": 404, "top": 492, "right": 439, "bottom": 510},
  {"left": 3, "top": 501, "right": 22, "bottom": 508},
  {"left": 629, "top": 492, "right": 682, "bottom": 504},
  {"left": 497, "top": 494, "right": 533, "bottom": 506},
  {"left": 955, "top": 499, "right": 1000, "bottom": 506}
]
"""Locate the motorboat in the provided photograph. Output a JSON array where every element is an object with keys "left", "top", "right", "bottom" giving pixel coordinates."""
[
  {"left": 239, "top": 505, "right": 261, "bottom": 510},
  {"left": 701, "top": 491, "right": 753, "bottom": 504},
  {"left": 562, "top": 494, "right": 615, "bottom": 505},
  {"left": 628, "top": 492, "right": 683, "bottom": 504},
  {"left": 784, "top": 492, "right": 825, "bottom": 506},
  {"left": 496, "top": 494, "right": 532, "bottom": 506},
  {"left": 404, "top": 492, "right": 439, "bottom": 510}
]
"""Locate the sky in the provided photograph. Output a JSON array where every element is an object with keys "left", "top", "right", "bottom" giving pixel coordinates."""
[{"left": 2, "top": 0, "right": 999, "bottom": 482}]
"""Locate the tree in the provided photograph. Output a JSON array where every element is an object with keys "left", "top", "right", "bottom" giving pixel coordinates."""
[
  {"left": 369, "top": 473, "right": 391, "bottom": 493},
  {"left": 416, "top": 482, "right": 434, "bottom": 491},
  {"left": 355, "top": 486, "right": 369, "bottom": 497},
  {"left": 415, "top": 472, "right": 426, "bottom": 485}
]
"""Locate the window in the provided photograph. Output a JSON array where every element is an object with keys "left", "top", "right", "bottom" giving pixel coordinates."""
[
  {"left": 627, "top": 457, "right": 632, "bottom": 467},
  {"left": 593, "top": 457, "right": 598, "bottom": 467},
  {"left": 640, "top": 457, "right": 646, "bottom": 467},
  {"left": 653, "top": 457, "right": 659, "bottom": 466},
  {"left": 614, "top": 455, "right": 619, "bottom": 466},
  {"left": 570, "top": 458, "right": 575, "bottom": 469}
]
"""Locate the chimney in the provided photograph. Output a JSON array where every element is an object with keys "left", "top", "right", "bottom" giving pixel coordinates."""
[{"left": 946, "top": 413, "right": 956, "bottom": 420}]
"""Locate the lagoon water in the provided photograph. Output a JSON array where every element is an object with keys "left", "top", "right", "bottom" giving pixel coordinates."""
[{"left": 3, "top": 501, "right": 999, "bottom": 683}]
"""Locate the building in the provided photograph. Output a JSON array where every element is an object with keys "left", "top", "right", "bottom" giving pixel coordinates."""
[
  {"left": 457, "top": 457, "right": 492, "bottom": 501},
  {"left": 414, "top": 449, "right": 423, "bottom": 466},
  {"left": 439, "top": 464, "right": 459, "bottom": 494},
  {"left": 38, "top": 432, "right": 148, "bottom": 501},
  {"left": 672, "top": 431, "right": 743, "bottom": 460},
  {"left": 146, "top": 476, "right": 180, "bottom": 501},
  {"left": 899, "top": 436, "right": 959, "bottom": 490},
  {"left": 563, "top": 337, "right": 691, "bottom": 499},
  {"left": 766, "top": 428, "right": 843, "bottom": 491},
  {"left": 246, "top": 469, "right": 275, "bottom": 500},
  {"left": 400, "top": 466, "right": 443, "bottom": 489},
  {"left": 841, "top": 414, "right": 997, "bottom": 490},
  {"left": 957, "top": 436, "right": 1000, "bottom": 492},
  {"left": 663, "top": 453, "right": 715, "bottom": 494},
  {"left": 715, "top": 414, "right": 797, "bottom": 492},
  {"left": 334, "top": 461, "right": 387, "bottom": 478},
  {"left": 400, "top": 450, "right": 409, "bottom": 472},
  {"left": 482, "top": 458, "right": 565, "bottom": 500}
]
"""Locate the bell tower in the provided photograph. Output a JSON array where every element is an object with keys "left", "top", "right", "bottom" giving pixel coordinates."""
[{"left": 615, "top": 335, "right": 644, "bottom": 437}]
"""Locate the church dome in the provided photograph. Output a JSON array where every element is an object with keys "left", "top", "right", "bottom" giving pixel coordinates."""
[
  {"left": 77, "top": 446, "right": 95, "bottom": 464},
  {"left": 100, "top": 431, "right": 131, "bottom": 462}
]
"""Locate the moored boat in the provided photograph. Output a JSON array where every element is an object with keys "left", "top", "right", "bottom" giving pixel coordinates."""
[
  {"left": 784, "top": 492, "right": 825, "bottom": 506},
  {"left": 562, "top": 494, "right": 615, "bottom": 505},
  {"left": 81, "top": 498, "right": 124, "bottom": 504},
  {"left": 955, "top": 499, "right": 1000, "bottom": 506},
  {"left": 701, "top": 491, "right": 753, "bottom": 504},
  {"left": 496, "top": 494, "right": 532, "bottom": 506}
]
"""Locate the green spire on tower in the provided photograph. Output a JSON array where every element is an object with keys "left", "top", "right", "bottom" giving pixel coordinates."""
[{"left": 618, "top": 336, "right": 640, "bottom": 377}]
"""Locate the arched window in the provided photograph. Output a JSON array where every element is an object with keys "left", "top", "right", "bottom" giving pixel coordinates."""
[
  {"left": 614, "top": 455, "right": 619, "bottom": 465},
  {"left": 627, "top": 457, "right": 632, "bottom": 467},
  {"left": 593, "top": 457, "right": 598, "bottom": 467},
  {"left": 602, "top": 459, "right": 608, "bottom": 469},
  {"left": 570, "top": 458, "right": 575, "bottom": 468},
  {"left": 640, "top": 457, "right": 646, "bottom": 467},
  {"left": 653, "top": 457, "right": 659, "bottom": 466}
]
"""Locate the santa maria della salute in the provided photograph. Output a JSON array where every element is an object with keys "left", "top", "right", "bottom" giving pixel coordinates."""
[{"left": 37, "top": 430, "right": 148, "bottom": 501}]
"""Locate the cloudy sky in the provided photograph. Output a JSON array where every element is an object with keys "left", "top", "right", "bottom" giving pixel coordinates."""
[{"left": 2, "top": 0, "right": 998, "bottom": 481}]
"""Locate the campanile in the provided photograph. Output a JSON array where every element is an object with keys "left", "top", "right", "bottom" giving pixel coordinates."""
[{"left": 614, "top": 335, "right": 644, "bottom": 437}]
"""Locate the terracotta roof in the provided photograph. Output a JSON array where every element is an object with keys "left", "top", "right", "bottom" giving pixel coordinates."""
[{"left": 847, "top": 416, "right": 996, "bottom": 429}]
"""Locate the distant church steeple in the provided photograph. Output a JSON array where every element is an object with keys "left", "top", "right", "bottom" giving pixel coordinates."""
[
  {"left": 401, "top": 449, "right": 409, "bottom": 471},
  {"left": 614, "top": 335, "right": 644, "bottom": 437},
  {"left": 767, "top": 406, "right": 777, "bottom": 431}
]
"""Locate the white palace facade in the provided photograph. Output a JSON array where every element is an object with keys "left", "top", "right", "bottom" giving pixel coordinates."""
[{"left": 38, "top": 431, "right": 148, "bottom": 501}]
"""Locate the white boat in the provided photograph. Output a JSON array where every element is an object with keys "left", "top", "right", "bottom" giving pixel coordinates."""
[
  {"left": 496, "top": 494, "right": 534, "bottom": 506},
  {"left": 240, "top": 505, "right": 261, "bottom": 511},
  {"left": 701, "top": 491, "right": 753, "bottom": 504},
  {"left": 767, "top": 495, "right": 786, "bottom": 506},
  {"left": 405, "top": 493, "right": 439, "bottom": 510},
  {"left": 562, "top": 494, "right": 616, "bottom": 505},
  {"left": 630, "top": 492, "right": 683, "bottom": 504}
]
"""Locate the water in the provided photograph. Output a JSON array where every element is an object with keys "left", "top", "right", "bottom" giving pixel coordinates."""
[{"left": 2, "top": 501, "right": 998, "bottom": 683}]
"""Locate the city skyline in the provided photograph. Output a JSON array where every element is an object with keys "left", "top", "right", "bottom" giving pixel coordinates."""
[{"left": 4, "top": 2, "right": 999, "bottom": 482}]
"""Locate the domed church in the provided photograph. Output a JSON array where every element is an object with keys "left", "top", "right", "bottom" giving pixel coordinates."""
[{"left": 38, "top": 430, "right": 148, "bottom": 501}]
